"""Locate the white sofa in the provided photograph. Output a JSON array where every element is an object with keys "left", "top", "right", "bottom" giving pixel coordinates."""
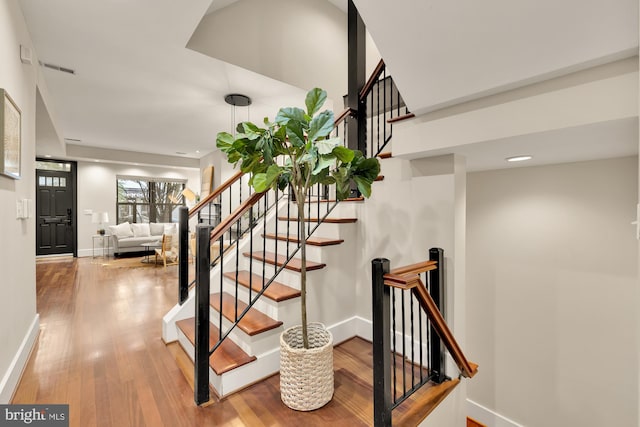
[{"left": 109, "top": 222, "right": 178, "bottom": 256}]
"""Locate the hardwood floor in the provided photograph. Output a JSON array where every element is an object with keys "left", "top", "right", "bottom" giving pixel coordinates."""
[{"left": 14, "top": 257, "right": 456, "bottom": 426}]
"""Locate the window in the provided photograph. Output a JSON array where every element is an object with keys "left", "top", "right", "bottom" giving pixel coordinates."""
[{"left": 116, "top": 176, "right": 186, "bottom": 224}]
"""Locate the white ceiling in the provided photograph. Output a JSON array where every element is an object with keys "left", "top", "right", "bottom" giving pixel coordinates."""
[
  {"left": 19, "top": 0, "right": 640, "bottom": 171},
  {"left": 20, "top": 0, "right": 310, "bottom": 163}
]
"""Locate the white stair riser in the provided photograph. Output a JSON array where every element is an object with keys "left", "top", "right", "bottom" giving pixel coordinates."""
[
  {"left": 176, "top": 328, "right": 280, "bottom": 398},
  {"left": 220, "top": 280, "right": 300, "bottom": 324},
  {"left": 208, "top": 305, "right": 282, "bottom": 356}
]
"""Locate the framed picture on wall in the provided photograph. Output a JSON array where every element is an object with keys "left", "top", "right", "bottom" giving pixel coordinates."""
[{"left": 0, "top": 89, "right": 21, "bottom": 179}]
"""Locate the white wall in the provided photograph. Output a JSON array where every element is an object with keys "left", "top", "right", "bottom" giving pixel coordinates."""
[
  {"left": 353, "top": 154, "right": 468, "bottom": 427},
  {"left": 0, "top": 0, "right": 41, "bottom": 403},
  {"left": 76, "top": 161, "right": 199, "bottom": 256},
  {"left": 466, "top": 156, "right": 638, "bottom": 427},
  {"left": 187, "top": 0, "right": 348, "bottom": 103}
]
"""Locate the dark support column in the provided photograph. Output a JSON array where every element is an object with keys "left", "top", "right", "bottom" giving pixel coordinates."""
[
  {"left": 194, "top": 225, "right": 212, "bottom": 405},
  {"left": 178, "top": 206, "right": 189, "bottom": 305},
  {"left": 372, "top": 258, "right": 392, "bottom": 427},
  {"left": 429, "top": 247, "right": 446, "bottom": 383},
  {"left": 347, "top": 0, "right": 366, "bottom": 155}
]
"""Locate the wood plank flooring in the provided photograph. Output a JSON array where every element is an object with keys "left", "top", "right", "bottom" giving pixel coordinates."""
[{"left": 14, "top": 257, "right": 456, "bottom": 426}]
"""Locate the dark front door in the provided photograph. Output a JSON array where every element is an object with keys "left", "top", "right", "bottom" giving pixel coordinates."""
[{"left": 36, "top": 161, "right": 76, "bottom": 256}]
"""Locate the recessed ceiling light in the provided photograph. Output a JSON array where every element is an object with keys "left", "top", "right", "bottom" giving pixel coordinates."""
[
  {"left": 94, "top": 160, "right": 100, "bottom": 163},
  {"left": 196, "top": 150, "right": 200, "bottom": 154},
  {"left": 506, "top": 155, "right": 533, "bottom": 162}
]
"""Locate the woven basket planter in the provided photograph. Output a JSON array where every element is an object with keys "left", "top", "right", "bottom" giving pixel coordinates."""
[{"left": 280, "top": 322, "right": 334, "bottom": 411}]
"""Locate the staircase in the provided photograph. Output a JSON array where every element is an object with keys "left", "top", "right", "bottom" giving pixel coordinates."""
[{"left": 166, "top": 193, "right": 363, "bottom": 398}]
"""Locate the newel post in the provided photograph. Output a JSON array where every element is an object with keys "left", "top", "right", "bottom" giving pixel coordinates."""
[
  {"left": 372, "top": 258, "right": 392, "bottom": 427},
  {"left": 429, "top": 247, "right": 446, "bottom": 383},
  {"left": 194, "top": 225, "right": 212, "bottom": 405},
  {"left": 178, "top": 206, "right": 189, "bottom": 305}
]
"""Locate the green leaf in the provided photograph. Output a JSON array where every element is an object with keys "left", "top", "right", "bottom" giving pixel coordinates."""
[
  {"left": 315, "top": 137, "right": 339, "bottom": 155},
  {"left": 332, "top": 145, "right": 353, "bottom": 163},
  {"left": 216, "top": 132, "right": 235, "bottom": 151},
  {"left": 354, "top": 157, "right": 381, "bottom": 181},
  {"left": 241, "top": 122, "right": 262, "bottom": 140},
  {"left": 354, "top": 175, "right": 372, "bottom": 198},
  {"left": 275, "top": 107, "right": 306, "bottom": 126},
  {"left": 312, "top": 154, "right": 336, "bottom": 175},
  {"left": 307, "top": 110, "right": 334, "bottom": 142},
  {"left": 333, "top": 167, "right": 351, "bottom": 201},
  {"left": 252, "top": 164, "right": 282, "bottom": 192},
  {"left": 305, "top": 88, "right": 327, "bottom": 117},
  {"left": 286, "top": 121, "right": 305, "bottom": 148}
]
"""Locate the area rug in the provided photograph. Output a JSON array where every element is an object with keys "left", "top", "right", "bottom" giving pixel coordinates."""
[{"left": 99, "top": 256, "right": 173, "bottom": 269}]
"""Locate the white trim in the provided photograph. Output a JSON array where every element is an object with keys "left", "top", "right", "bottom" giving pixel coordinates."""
[
  {"left": 466, "top": 399, "right": 524, "bottom": 427},
  {"left": 0, "top": 315, "right": 40, "bottom": 403}
]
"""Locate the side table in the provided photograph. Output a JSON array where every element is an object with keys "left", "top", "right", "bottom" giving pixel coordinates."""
[{"left": 92, "top": 235, "right": 110, "bottom": 258}]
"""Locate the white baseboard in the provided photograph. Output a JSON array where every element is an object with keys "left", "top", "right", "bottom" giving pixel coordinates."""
[
  {"left": 467, "top": 399, "right": 524, "bottom": 427},
  {"left": 0, "top": 314, "right": 40, "bottom": 403}
]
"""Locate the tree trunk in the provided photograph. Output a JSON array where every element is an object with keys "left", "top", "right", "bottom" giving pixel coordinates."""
[{"left": 297, "top": 195, "right": 309, "bottom": 349}]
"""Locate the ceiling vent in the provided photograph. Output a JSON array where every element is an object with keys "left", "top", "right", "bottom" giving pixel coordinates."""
[{"left": 39, "top": 61, "right": 76, "bottom": 75}]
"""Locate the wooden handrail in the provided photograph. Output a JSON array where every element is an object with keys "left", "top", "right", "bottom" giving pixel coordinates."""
[
  {"left": 359, "top": 59, "right": 386, "bottom": 100},
  {"left": 335, "top": 108, "right": 355, "bottom": 126},
  {"left": 390, "top": 260, "right": 437, "bottom": 277},
  {"left": 189, "top": 170, "right": 244, "bottom": 218},
  {"left": 410, "top": 278, "right": 477, "bottom": 379},
  {"left": 209, "top": 191, "right": 266, "bottom": 243},
  {"left": 383, "top": 273, "right": 420, "bottom": 289}
]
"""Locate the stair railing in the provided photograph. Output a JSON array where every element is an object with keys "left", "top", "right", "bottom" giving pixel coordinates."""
[
  {"left": 178, "top": 170, "right": 283, "bottom": 304},
  {"left": 371, "top": 248, "right": 477, "bottom": 426},
  {"left": 359, "top": 59, "right": 414, "bottom": 158},
  {"left": 192, "top": 110, "right": 354, "bottom": 405}
]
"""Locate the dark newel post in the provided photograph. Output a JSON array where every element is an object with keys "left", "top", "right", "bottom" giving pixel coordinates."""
[
  {"left": 429, "top": 247, "right": 446, "bottom": 383},
  {"left": 178, "top": 206, "right": 189, "bottom": 305},
  {"left": 347, "top": 0, "right": 366, "bottom": 155},
  {"left": 194, "top": 225, "right": 212, "bottom": 405},
  {"left": 372, "top": 258, "right": 392, "bottom": 427}
]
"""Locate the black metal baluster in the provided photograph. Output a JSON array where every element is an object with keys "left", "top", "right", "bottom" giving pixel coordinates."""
[
  {"left": 262, "top": 193, "right": 267, "bottom": 288},
  {"left": 418, "top": 287, "right": 424, "bottom": 382},
  {"left": 235, "top": 218, "right": 241, "bottom": 321},
  {"left": 249, "top": 206, "right": 254, "bottom": 303},
  {"left": 219, "top": 235, "right": 224, "bottom": 342},
  {"left": 376, "top": 73, "right": 381, "bottom": 156},
  {"left": 392, "top": 287, "right": 397, "bottom": 403},
  {"left": 410, "top": 294, "right": 415, "bottom": 388},
  {"left": 383, "top": 69, "right": 387, "bottom": 152},
  {"left": 401, "top": 290, "right": 406, "bottom": 395},
  {"left": 274, "top": 188, "right": 279, "bottom": 273}
]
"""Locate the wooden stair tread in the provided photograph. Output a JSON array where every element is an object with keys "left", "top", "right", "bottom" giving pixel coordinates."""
[
  {"left": 374, "top": 175, "right": 385, "bottom": 182},
  {"left": 244, "top": 251, "right": 326, "bottom": 272},
  {"left": 306, "top": 196, "right": 365, "bottom": 203},
  {"left": 223, "top": 271, "right": 300, "bottom": 302},
  {"left": 387, "top": 112, "right": 415, "bottom": 124},
  {"left": 210, "top": 292, "right": 283, "bottom": 336},
  {"left": 176, "top": 318, "right": 256, "bottom": 376},
  {"left": 263, "top": 233, "right": 344, "bottom": 247},
  {"left": 378, "top": 152, "right": 393, "bottom": 159},
  {"left": 278, "top": 216, "right": 357, "bottom": 223},
  {"left": 393, "top": 378, "right": 460, "bottom": 426}
]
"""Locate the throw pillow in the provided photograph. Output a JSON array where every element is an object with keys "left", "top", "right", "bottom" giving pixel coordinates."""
[
  {"left": 113, "top": 222, "right": 134, "bottom": 238},
  {"left": 131, "top": 223, "right": 151, "bottom": 237},
  {"left": 164, "top": 223, "right": 177, "bottom": 235},
  {"left": 149, "top": 223, "right": 164, "bottom": 236}
]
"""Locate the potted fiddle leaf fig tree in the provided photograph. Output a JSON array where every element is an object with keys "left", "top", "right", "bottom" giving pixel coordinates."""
[{"left": 216, "top": 88, "right": 379, "bottom": 411}]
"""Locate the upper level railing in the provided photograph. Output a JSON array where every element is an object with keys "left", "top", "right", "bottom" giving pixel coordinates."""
[
  {"left": 359, "top": 59, "right": 414, "bottom": 158},
  {"left": 192, "top": 111, "right": 354, "bottom": 405},
  {"left": 371, "top": 248, "right": 477, "bottom": 426}
]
